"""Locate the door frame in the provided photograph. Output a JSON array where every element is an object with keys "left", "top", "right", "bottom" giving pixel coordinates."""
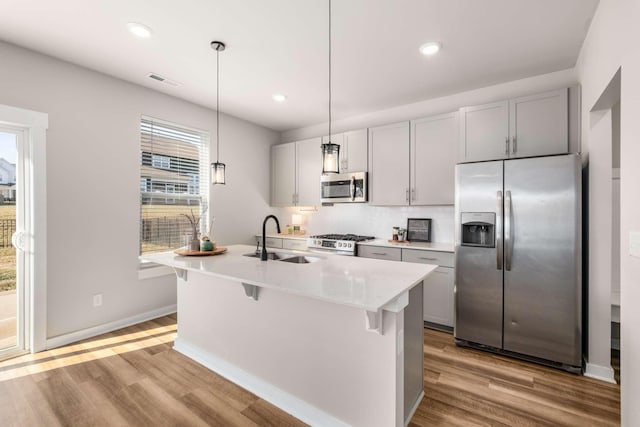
[{"left": 0, "top": 104, "right": 47, "bottom": 353}]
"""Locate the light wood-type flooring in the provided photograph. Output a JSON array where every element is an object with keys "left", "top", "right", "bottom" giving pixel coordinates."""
[{"left": 0, "top": 314, "right": 620, "bottom": 426}]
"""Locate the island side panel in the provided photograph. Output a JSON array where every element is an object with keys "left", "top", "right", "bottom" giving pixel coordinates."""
[
  {"left": 404, "top": 282, "right": 425, "bottom": 422},
  {"left": 175, "top": 272, "right": 403, "bottom": 427}
]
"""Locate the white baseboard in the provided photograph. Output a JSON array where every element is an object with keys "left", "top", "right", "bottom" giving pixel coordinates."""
[
  {"left": 584, "top": 362, "right": 617, "bottom": 384},
  {"left": 405, "top": 390, "right": 424, "bottom": 427},
  {"left": 173, "top": 337, "right": 351, "bottom": 427},
  {"left": 46, "top": 305, "right": 177, "bottom": 350}
]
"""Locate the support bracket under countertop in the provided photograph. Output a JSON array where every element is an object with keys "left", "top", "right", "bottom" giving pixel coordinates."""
[
  {"left": 364, "top": 290, "right": 410, "bottom": 335},
  {"left": 242, "top": 282, "right": 259, "bottom": 301},
  {"left": 173, "top": 268, "right": 187, "bottom": 281}
]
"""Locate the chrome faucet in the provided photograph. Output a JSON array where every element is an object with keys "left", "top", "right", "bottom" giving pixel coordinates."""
[{"left": 261, "top": 215, "right": 281, "bottom": 261}]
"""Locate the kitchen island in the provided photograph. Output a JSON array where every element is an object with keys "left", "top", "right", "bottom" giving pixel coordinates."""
[{"left": 141, "top": 244, "right": 436, "bottom": 427}]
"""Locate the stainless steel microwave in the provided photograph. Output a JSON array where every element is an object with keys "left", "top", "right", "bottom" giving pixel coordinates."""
[{"left": 320, "top": 172, "right": 368, "bottom": 203}]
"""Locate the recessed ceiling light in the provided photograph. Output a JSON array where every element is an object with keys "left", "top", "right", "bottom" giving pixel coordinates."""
[
  {"left": 127, "top": 22, "right": 153, "bottom": 38},
  {"left": 272, "top": 94, "right": 287, "bottom": 102},
  {"left": 419, "top": 42, "right": 441, "bottom": 56}
]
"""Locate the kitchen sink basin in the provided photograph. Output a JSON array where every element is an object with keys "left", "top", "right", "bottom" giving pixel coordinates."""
[
  {"left": 278, "top": 255, "right": 321, "bottom": 264},
  {"left": 243, "top": 252, "right": 284, "bottom": 260}
]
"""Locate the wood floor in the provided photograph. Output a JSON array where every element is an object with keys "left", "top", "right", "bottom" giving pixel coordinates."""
[{"left": 0, "top": 315, "right": 620, "bottom": 426}]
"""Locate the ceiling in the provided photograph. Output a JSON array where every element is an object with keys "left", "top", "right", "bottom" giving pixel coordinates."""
[{"left": 0, "top": 0, "right": 599, "bottom": 132}]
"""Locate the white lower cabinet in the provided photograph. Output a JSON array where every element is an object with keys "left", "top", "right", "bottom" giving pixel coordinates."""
[
  {"left": 358, "top": 245, "right": 455, "bottom": 328},
  {"left": 421, "top": 267, "right": 454, "bottom": 327},
  {"left": 402, "top": 249, "right": 455, "bottom": 328}
]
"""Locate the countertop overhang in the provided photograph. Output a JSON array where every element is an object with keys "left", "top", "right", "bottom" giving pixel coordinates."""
[{"left": 140, "top": 244, "right": 436, "bottom": 313}]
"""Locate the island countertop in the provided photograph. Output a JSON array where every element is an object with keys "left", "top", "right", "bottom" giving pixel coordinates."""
[{"left": 141, "top": 244, "right": 436, "bottom": 312}]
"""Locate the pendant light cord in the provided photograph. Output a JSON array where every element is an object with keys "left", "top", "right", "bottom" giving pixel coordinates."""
[
  {"left": 216, "top": 48, "right": 220, "bottom": 163},
  {"left": 328, "top": 0, "right": 332, "bottom": 141}
]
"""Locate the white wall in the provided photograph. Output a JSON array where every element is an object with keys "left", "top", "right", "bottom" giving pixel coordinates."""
[
  {"left": 0, "top": 41, "right": 279, "bottom": 339},
  {"left": 575, "top": 0, "right": 640, "bottom": 424}
]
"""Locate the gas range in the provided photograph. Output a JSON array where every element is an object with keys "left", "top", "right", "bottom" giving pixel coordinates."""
[{"left": 307, "top": 234, "right": 376, "bottom": 256}]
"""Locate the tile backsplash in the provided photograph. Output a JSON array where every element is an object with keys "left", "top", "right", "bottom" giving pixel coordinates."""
[{"left": 274, "top": 204, "right": 455, "bottom": 243}]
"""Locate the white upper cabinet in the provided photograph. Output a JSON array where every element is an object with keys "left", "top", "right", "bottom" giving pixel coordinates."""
[
  {"left": 368, "top": 121, "right": 411, "bottom": 206},
  {"left": 271, "top": 142, "right": 296, "bottom": 207},
  {"left": 509, "top": 89, "right": 568, "bottom": 158},
  {"left": 342, "top": 129, "right": 368, "bottom": 172},
  {"left": 459, "top": 101, "right": 509, "bottom": 162},
  {"left": 322, "top": 128, "right": 368, "bottom": 173},
  {"left": 459, "top": 88, "right": 569, "bottom": 163},
  {"left": 271, "top": 137, "right": 322, "bottom": 207},
  {"left": 411, "top": 112, "right": 458, "bottom": 205},
  {"left": 296, "top": 137, "right": 322, "bottom": 206}
]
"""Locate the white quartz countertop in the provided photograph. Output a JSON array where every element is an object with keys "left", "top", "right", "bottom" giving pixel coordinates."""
[
  {"left": 141, "top": 244, "right": 436, "bottom": 312},
  {"left": 358, "top": 239, "right": 454, "bottom": 253}
]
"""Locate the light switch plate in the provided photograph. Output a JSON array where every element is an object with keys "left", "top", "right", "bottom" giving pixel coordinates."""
[{"left": 630, "top": 231, "right": 640, "bottom": 258}]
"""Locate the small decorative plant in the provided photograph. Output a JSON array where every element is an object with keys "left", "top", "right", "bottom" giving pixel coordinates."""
[{"left": 182, "top": 208, "right": 207, "bottom": 251}]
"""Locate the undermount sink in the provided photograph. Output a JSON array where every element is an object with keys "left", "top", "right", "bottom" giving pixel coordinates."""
[
  {"left": 278, "top": 255, "right": 321, "bottom": 264},
  {"left": 243, "top": 252, "right": 322, "bottom": 264},
  {"left": 243, "top": 252, "right": 284, "bottom": 260}
]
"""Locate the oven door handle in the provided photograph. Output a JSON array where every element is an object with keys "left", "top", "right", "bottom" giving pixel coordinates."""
[{"left": 350, "top": 176, "right": 356, "bottom": 201}]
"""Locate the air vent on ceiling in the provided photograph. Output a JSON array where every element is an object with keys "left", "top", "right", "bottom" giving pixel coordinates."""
[{"left": 147, "top": 73, "right": 180, "bottom": 87}]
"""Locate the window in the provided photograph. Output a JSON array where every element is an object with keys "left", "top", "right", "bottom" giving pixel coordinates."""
[
  {"left": 140, "top": 117, "right": 209, "bottom": 254},
  {"left": 151, "top": 154, "right": 171, "bottom": 169}
]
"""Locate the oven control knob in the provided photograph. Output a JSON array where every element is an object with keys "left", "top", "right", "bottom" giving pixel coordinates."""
[
  {"left": 338, "top": 242, "right": 343, "bottom": 248},
  {"left": 348, "top": 243, "right": 353, "bottom": 248}
]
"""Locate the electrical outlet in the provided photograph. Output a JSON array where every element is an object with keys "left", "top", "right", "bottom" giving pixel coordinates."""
[{"left": 93, "top": 294, "right": 103, "bottom": 307}]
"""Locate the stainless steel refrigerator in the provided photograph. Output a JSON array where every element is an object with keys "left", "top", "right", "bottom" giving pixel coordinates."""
[{"left": 454, "top": 154, "right": 582, "bottom": 371}]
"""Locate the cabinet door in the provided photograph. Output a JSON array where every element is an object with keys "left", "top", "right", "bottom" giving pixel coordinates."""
[
  {"left": 459, "top": 101, "right": 509, "bottom": 163},
  {"left": 422, "top": 267, "right": 454, "bottom": 327},
  {"left": 343, "top": 129, "right": 368, "bottom": 172},
  {"left": 411, "top": 112, "right": 458, "bottom": 205},
  {"left": 271, "top": 143, "right": 296, "bottom": 207},
  {"left": 322, "top": 133, "right": 345, "bottom": 171},
  {"left": 296, "top": 137, "right": 322, "bottom": 206},
  {"left": 509, "top": 88, "right": 568, "bottom": 158},
  {"left": 368, "top": 122, "right": 410, "bottom": 206}
]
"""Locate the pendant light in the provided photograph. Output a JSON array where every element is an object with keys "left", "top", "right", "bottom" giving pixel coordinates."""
[
  {"left": 321, "top": 0, "right": 340, "bottom": 174},
  {"left": 211, "top": 40, "right": 226, "bottom": 184}
]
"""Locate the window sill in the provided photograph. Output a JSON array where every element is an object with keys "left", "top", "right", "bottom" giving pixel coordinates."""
[{"left": 138, "top": 261, "right": 174, "bottom": 280}]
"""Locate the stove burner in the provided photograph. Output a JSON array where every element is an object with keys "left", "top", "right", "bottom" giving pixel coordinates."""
[{"left": 310, "top": 234, "right": 375, "bottom": 242}]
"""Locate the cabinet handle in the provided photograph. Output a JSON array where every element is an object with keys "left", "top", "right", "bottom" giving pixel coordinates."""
[
  {"left": 433, "top": 270, "right": 448, "bottom": 274},
  {"left": 405, "top": 188, "right": 409, "bottom": 202},
  {"left": 505, "top": 137, "right": 509, "bottom": 156},
  {"left": 419, "top": 257, "right": 438, "bottom": 261},
  {"left": 372, "top": 252, "right": 388, "bottom": 256},
  {"left": 512, "top": 136, "right": 517, "bottom": 154},
  {"left": 411, "top": 188, "right": 416, "bottom": 201}
]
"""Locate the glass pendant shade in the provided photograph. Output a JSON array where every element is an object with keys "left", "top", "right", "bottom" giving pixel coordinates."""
[
  {"left": 211, "top": 161, "right": 226, "bottom": 185},
  {"left": 321, "top": 142, "right": 340, "bottom": 174}
]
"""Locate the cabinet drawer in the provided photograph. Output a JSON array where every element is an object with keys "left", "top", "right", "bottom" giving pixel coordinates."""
[
  {"left": 282, "top": 239, "right": 307, "bottom": 251},
  {"left": 357, "top": 245, "right": 402, "bottom": 261},
  {"left": 402, "top": 249, "right": 454, "bottom": 267},
  {"left": 264, "top": 237, "right": 283, "bottom": 249}
]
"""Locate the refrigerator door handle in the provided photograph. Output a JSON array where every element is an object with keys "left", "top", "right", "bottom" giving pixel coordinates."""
[
  {"left": 505, "top": 190, "right": 512, "bottom": 271},
  {"left": 497, "top": 191, "right": 503, "bottom": 270}
]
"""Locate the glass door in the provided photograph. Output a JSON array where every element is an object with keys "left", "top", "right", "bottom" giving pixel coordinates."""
[{"left": 0, "top": 127, "right": 26, "bottom": 360}]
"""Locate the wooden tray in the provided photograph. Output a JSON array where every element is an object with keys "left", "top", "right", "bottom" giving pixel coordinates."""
[
  {"left": 174, "top": 247, "right": 227, "bottom": 256},
  {"left": 388, "top": 240, "right": 410, "bottom": 244}
]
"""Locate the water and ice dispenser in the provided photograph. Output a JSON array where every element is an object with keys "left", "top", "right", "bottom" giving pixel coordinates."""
[{"left": 461, "top": 213, "right": 496, "bottom": 248}]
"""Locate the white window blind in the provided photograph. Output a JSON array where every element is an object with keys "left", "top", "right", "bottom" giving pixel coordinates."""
[{"left": 140, "top": 117, "right": 209, "bottom": 254}]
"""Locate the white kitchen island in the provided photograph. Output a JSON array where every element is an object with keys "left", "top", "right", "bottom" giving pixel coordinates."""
[{"left": 141, "top": 244, "right": 436, "bottom": 427}]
